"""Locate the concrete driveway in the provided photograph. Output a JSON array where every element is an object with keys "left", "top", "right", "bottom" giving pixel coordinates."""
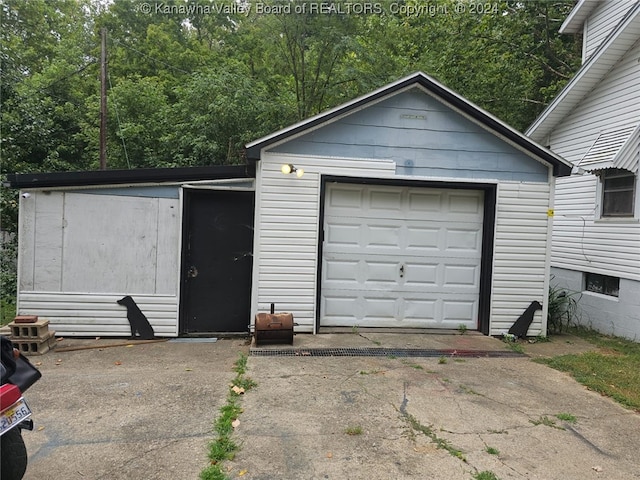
[
  {"left": 22, "top": 337, "right": 249, "bottom": 480},
  {"left": 20, "top": 333, "right": 640, "bottom": 480}
]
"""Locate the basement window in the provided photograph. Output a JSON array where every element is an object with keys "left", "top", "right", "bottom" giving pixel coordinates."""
[
  {"left": 601, "top": 169, "right": 636, "bottom": 217},
  {"left": 584, "top": 273, "right": 620, "bottom": 297}
]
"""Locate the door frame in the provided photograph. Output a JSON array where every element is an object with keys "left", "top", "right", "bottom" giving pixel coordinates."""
[
  {"left": 178, "top": 184, "right": 255, "bottom": 334},
  {"left": 316, "top": 175, "right": 497, "bottom": 335}
]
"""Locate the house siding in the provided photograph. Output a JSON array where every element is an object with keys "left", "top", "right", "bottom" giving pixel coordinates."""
[
  {"left": 549, "top": 39, "right": 640, "bottom": 165},
  {"left": 17, "top": 189, "right": 181, "bottom": 336},
  {"left": 490, "top": 182, "right": 552, "bottom": 336},
  {"left": 551, "top": 175, "right": 640, "bottom": 280},
  {"left": 584, "top": 0, "right": 638, "bottom": 61},
  {"left": 273, "top": 88, "right": 549, "bottom": 182},
  {"left": 18, "top": 292, "right": 178, "bottom": 337},
  {"left": 545, "top": 37, "right": 640, "bottom": 282}
]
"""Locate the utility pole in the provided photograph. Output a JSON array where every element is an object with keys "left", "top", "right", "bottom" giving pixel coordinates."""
[{"left": 100, "top": 28, "right": 107, "bottom": 170}]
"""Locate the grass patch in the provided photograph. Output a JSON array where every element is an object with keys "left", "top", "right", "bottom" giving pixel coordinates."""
[
  {"left": 537, "top": 327, "right": 640, "bottom": 411},
  {"left": 344, "top": 426, "right": 363, "bottom": 435},
  {"left": 474, "top": 471, "right": 499, "bottom": 480},
  {"left": 0, "top": 298, "right": 16, "bottom": 326},
  {"left": 555, "top": 413, "right": 577, "bottom": 424},
  {"left": 485, "top": 446, "right": 500, "bottom": 455},
  {"left": 200, "top": 353, "right": 256, "bottom": 480},
  {"left": 438, "top": 356, "right": 448, "bottom": 364}
]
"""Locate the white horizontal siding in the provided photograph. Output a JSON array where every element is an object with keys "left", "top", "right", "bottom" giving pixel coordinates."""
[
  {"left": 551, "top": 175, "right": 640, "bottom": 280},
  {"left": 584, "top": 0, "right": 637, "bottom": 60},
  {"left": 549, "top": 40, "right": 640, "bottom": 164},
  {"left": 490, "top": 182, "right": 552, "bottom": 336},
  {"left": 252, "top": 152, "right": 396, "bottom": 332},
  {"left": 17, "top": 292, "right": 178, "bottom": 337}
]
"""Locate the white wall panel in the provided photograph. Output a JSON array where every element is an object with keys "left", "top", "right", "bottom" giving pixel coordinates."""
[
  {"left": 18, "top": 292, "right": 178, "bottom": 337},
  {"left": 490, "top": 182, "right": 552, "bottom": 336}
]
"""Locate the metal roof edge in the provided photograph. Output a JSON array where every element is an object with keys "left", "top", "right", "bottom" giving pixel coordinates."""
[
  {"left": 246, "top": 71, "right": 572, "bottom": 176},
  {"left": 527, "top": 3, "right": 640, "bottom": 141},
  {"left": 5, "top": 164, "right": 254, "bottom": 189}
]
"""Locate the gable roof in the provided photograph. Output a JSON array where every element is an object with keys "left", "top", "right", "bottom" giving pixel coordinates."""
[
  {"left": 246, "top": 71, "right": 572, "bottom": 176},
  {"left": 527, "top": 2, "right": 640, "bottom": 142}
]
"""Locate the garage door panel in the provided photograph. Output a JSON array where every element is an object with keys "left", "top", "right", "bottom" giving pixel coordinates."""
[
  {"left": 407, "top": 191, "right": 443, "bottom": 212},
  {"left": 368, "top": 225, "right": 401, "bottom": 248},
  {"left": 370, "top": 189, "right": 403, "bottom": 211},
  {"left": 403, "top": 299, "right": 437, "bottom": 321},
  {"left": 406, "top": 226, "right": 440, "bottom": 250},
  {"left": 365, "top": 261, "right": 401, "bottom": 284},
  {"left": 448, "top": 192, "right": 484, "bottom": 214},
  {"left": 442, "top": 301, "right": 477, "bottom": 325},
  {"left": 325, "top": 223, "right": 360, "bottom": 246},
  {"left": 403, "top": 263, "right": 438, "bottom": 286},
  {"left": 324, "top": 259, "right": 360, "bottom": 282},
  {"left": 443, "top": 265, "right": 480, "bottom": 287},
  {"left": 322, "top": 184, "right": 483, "bottom": 329},
  {"left": 445, "top": 228, "right": 482, "bottom": 251}
]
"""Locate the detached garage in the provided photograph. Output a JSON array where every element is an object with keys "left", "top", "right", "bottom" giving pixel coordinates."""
[
  {"left": 247, "top": 72, "right": 572, "bottom": 337},
  {"left": 8, "top": 72, "right": 571, "bottom": 338}
]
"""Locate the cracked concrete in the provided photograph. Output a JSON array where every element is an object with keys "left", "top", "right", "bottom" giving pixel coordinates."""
[
  {"left": 21, "top": 338, "right": 248, "bottom": 480},
  {"left": 228, "top": 333, "right": 640, "bottom": 480},
  {"left": 17, "top": 332, "right": 640, "bottom": 480}
]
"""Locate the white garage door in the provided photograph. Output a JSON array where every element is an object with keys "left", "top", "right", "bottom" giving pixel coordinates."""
[{"left": 321, "top": 183, "right": 484, "bottom": 329}]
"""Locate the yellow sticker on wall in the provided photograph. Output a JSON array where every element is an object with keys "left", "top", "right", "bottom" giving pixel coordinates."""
[{"left": 547, "top": 209, "right": 555, "bottom": 217}]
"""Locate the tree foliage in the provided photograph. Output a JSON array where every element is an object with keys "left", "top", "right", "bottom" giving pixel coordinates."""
[{"left": 2, "top": 0, "right": 581, "bottom": 174}]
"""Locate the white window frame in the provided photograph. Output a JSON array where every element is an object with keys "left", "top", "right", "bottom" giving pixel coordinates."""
[{"left": 595, "top": 169, "right": 638, "bottom": 220}]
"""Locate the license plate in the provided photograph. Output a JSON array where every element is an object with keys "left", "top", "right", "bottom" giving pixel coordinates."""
[{"left": 0, "top": 398, "right": 32, "bottom": 436}]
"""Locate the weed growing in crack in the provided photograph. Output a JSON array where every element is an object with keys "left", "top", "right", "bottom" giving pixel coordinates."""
[
  {"left": 555, "top": 412, "right": 577, "bottom": 424},
  {"left": 200, "top": 353, "right": 256, "bottom": 480},
  {"left": 438, "top": 356, "right": 448, "bottom": 364},
  {"left": 485, "top": 446, "right": 500, "bottom": 455},
  {"left": 403, "top": 412, "right": 466, "bottom": 461},
  {"left": 401, "top": 359, "right": 424, "bottom": 370},
  {"left": 530, "top": 415, "right": 565, "bottom": 430},
  {"left": 459, "top": 384, "right": 481, "bottom": 395},
  {"left": 474, "top": 471, "right": 500, "bottom": 480}
]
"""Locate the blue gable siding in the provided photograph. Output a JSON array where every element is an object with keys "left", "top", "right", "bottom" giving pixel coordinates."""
[{"left": 271, "top": 88, "right": 548, "bottom": 182}]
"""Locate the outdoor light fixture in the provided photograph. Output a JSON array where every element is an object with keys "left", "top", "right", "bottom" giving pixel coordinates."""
[{"left": 281, "top": 163, "right": 304, "bottom": 178}]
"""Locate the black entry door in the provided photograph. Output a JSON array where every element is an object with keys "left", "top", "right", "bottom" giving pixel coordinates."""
[{"left": 180, "top": 190, "right": 254, "bottom": 333}]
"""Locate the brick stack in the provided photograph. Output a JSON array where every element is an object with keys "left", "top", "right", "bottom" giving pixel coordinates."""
[{"left": 8, "top": 315, "right": 56, "bottom": 355}]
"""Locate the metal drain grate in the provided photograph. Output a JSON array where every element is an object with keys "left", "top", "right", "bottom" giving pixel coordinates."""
[{"left": 250, "top": 347, "right": 524, "bottom": 358}]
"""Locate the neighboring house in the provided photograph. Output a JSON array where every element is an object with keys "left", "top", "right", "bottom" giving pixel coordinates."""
[
  {"left": 247, "top": 72, "right": 571, "bottom": 337},
  {"left": 9, "top": 72, "right": 572, "bottom": 338},
  {"left": 527, "top": 0, "right": 640, "bottom": 340}
]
